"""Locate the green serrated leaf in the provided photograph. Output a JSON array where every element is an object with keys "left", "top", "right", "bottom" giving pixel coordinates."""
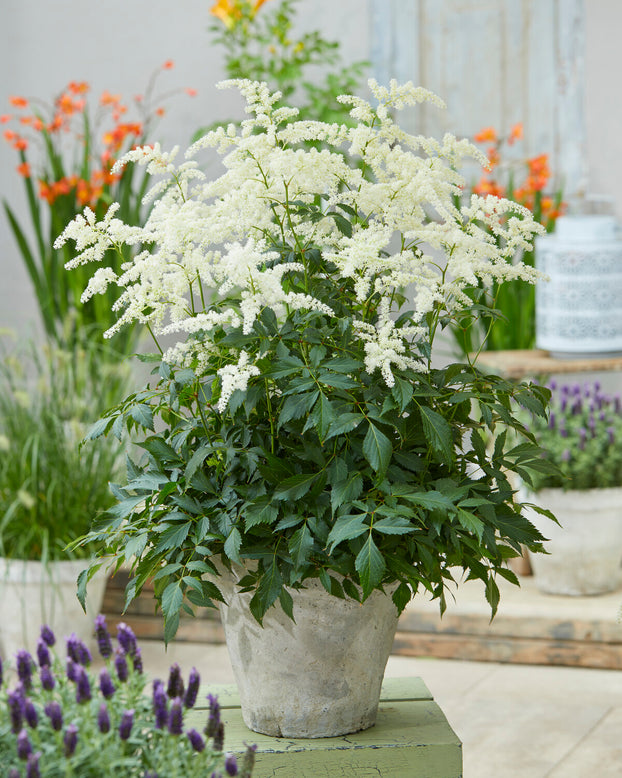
[
  {"left": 326, "top": 513, "right": 368, "bottom": 553},
  {"left": 362, "top": 422, "right": 392, "bottom": 474},
  {"left": 244, "top": 496, "right": 279, "bottom": 529},
  {"left": 289, "top": 523, "right": 314, "bottom": 570},
  {"left": 224, "top": 527, "right": 242, "bottom": 564},
  {"left": 128, "top": 403, "right": 154, "bottom": 431},
  {"left": 456, "top": 509, "right": 485, "bottom": 541},
  {"left": 330, "top": 472, "right": 364, "bottom": 512},
  {"left": 273, "top": 473, "right": 318, "bottom": 500},
  {"left": 372, "top": 517, "right": 416, "bottom": 535},
  {"left": 325, "top": 413, "right": 364, "bottom": 441},
  {"left": 419, "top": 406, "right": 453, "bottom": 465},
  {"left": 355, "top": 534, "right": 386, "bottom": 598}
]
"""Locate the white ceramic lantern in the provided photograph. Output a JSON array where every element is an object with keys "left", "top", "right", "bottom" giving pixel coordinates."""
[{"left": 535, "top": 215, "right": 622, "bottom": 357}]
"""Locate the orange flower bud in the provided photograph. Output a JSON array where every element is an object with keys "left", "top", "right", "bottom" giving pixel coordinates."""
[
  {"left": 508, "top": 122, "right": 523, "bottom": 145},
  {"left": 162, "top": 60, "right": 174, "bottom": 70},
  {"left": 473, "top": 126, "right": 497, "bottom": 144},
  {"left": 17, "top": 162, "right": 30, "bottom": 177},
  {"left": 9, "top": 96, "right": 28, "bottom": 109},
  {"left": 0, "top": 114, "right": 12, "bottom": 124}
]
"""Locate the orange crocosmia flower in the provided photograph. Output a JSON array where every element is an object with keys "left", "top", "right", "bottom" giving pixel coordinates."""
[
  {"left": 473, "top": 126, "right": 497, "bottom": 143},
  {"left": 68, "top": 81, "right": 89, "bottom": 95},
  {"left": 508, "top": 122, "right": 523, "bottom": 145},
  {"left": 211, "top": 0, "right": 242, "bottom": 29},
  {"left": 17, "top": 162, "right": 31, "bottom": 177},
  {"left": 100, "top": 90, "right": 121, "bottom": 106},
  {"left": 473, "top": 179, "right": 506, "bottom": 198},
  {"left": 253, "top": 0, "right": 270, "bottom": 11},
  {"left": 155, "top": 107, "right": 166, "bottom": 117},
  {"left": 162, "top": 60, "right": 174, "bottom": 70},
  {"left": 3, "top": 129, "right": 15, "bottom": 142},
  {"left": 185, "top": 87, "right": 198, "bottom": 97},
  {"left": 0, "top": 114, "right": 12, "bottom": 124},
  {"left": 9, "top": 96, "right": 28, "bottom": 109},
  {"left": 13, "top": 137, "right": 28, "bottom": 151}
]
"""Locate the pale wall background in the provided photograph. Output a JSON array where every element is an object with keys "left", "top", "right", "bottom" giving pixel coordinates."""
[{"left": 0, "top": 0, "right": 619, "bottom": 339}]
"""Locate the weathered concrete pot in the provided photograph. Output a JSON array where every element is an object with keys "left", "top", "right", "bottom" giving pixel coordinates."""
[
  {"left": 524, "top": 487, "right": 622, "bottom": 595},
  {"left": 0, "top": 558, "right": 108, "bottom": 658},
  {"left": 217, "top": 571, "right": 400, "bottom": 738}
]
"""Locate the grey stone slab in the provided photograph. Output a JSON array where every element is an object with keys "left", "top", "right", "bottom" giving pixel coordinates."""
[{"left": 548, "top": 706, "right": 622, "bottom": 777}]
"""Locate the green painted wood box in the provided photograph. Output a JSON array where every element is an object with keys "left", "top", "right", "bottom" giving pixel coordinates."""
[{"left": 190, "top": 677, "right": 462, "bottom": 777}]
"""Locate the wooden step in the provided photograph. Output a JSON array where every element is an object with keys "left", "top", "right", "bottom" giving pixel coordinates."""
[{"left": 101, "top": 570, "right": 622, "bottom": 669}]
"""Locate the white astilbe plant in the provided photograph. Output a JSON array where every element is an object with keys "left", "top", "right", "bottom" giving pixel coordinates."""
[
  {"left": 56, "top": 78, "right": 541, "bottom": 397},
  {"left": 59, "top": 79, "right": 555, "bottom": 636}
]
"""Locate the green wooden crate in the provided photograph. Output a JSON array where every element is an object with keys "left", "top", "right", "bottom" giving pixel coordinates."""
[{"left": 190, "top": 677, "right": 462, "bottom": 777}]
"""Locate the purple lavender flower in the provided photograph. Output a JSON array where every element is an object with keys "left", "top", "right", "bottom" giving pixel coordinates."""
[
  {"left": 0, "top": 655, "right": 3, "bottom": 687},
  {"left": 561, "top": 449, "right": 571, "bottom": 462},
  {"left": 132, "top": 647, "right": 143, "bottom": 675},
  {"left": 99, "top": 669, "right": 115, "bottom": 699},
  {"left": 117, "top": 622, "right": 138, "bottom": 657},
  {"left": 225, "top": 754, "right": 239, "bottom": 776},
  {"left": 17, "top": 728, "right": 32, "bottom": 760},
  {"left": 184, "top": 667, "right": 200, "bottom": 708},
  {"left": 9, "top": 768, "right": 20, "bottom": 778},
  {"left": 114, "top": 649, "right": 129, "bottom": 683},
  {"left": 548, "top": 411, "right": 556, "bottom": 430},
  {"left": 616, "top": 395, "right": 621, "bottom": 414},
  {"left": 240, "top": 744, "right": 257, "bottom": 778},
  {"left": 63, "top": 723, "right": 78, "bottom": 757},
  {"left": 40, "top": 664, "right": 55, "bottom": 691},
  {"left": 26, "top": 752, "right": 41, "bottom": 778},
  {"left": 66, "top": 658, "right": 77, "bottom": 683},
  {"left": 119, "top": 709, "right": 134, "bottom": 741},
  {"left": 75, "top": 666, "right": 92, "bottom": 704},
  {"left": 578, "top": 428, "right": 587, "bottom": 450},
  {"left": 97, "top": 703, "right": 110, "bottom": 734},
  {"left": 213, "top": 721, "right": 225, "bottom": 753},
  {"left": 8, "top": 688, "right": 24, "bottom": 733},
  {"left": 166, "top": 663, "right": 185, "bottom": 699},
  {"left": 16, "top": 650, "right": 34, "bottom": 690},
  {"left": 187, "top": 728, "right": 206, "bottom": 752},
  {"left": 44, "top": 701, "right": 63, "bottom": 732},
  {"left": 168, "top": 697, "right": 183, "bottom": 735},
  {"left": 66, "top": 634, "right": 92, "bottom": 666},
  {"left": 205, "top": 693, "right": 221, "bottom": 738},
  {"left": 94, "top": 615, "right": 113, "bottom": 659},
  {"left": 608, "top": 426, "right": 616, "bottom": 445},
  {"left": 36, "top": 639, "right": 51, "bottom": 668},
  {"left": 40, "top": 625, "right": 55, "bottom": 647},
  {"left": 153, "top": 680, "right": 168, "bottom": 730},
  {"left": 24, "top": 699, "right": 38, "bottom": 728}
]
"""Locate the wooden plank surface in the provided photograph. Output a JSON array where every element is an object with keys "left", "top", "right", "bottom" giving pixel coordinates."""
[
  {"left": 475, "top": 349, "right": 622, "bottom": 379},
  {"left": 186, "top": 679, "right": 462, "bottom": 778}
]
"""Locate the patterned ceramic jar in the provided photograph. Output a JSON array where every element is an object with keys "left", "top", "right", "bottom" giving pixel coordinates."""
[{"left": 535, "top": 215, "right": 622, "bottom": 357}]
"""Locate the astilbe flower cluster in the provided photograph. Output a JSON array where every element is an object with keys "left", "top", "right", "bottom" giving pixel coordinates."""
[
  {"left": 56, "top": 78, "right": 543, "bottom": 404},
  {"left": 528, "top": 381, "right": 622, "bottom": 491},
  {"left": 0, "top": 616, "right": 255, "bottom": 777}
]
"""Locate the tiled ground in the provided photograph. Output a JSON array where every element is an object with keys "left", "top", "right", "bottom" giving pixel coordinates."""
[{"left": 137, "top": 640, "right": 622, "bottom": 777}]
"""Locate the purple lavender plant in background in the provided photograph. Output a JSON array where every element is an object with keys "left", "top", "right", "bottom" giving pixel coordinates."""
[
  {"left": 0, "top": 614, "right": 254, "bottom": 776},
  {"left": 532, "top": 380, "right": 622, "bottom": 490}
]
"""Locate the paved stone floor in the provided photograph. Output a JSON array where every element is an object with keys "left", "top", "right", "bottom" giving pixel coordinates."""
[{"left": 138, "top": 638, "right": 622, "bottom": 777}]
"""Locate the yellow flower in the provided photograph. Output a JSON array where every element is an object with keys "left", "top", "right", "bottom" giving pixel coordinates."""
[
  {"left": 210, "top": 0, "right": 270, "bottom": 29},
  {"left": 210, "top": 0, "right": 242, "bottom": 30}
]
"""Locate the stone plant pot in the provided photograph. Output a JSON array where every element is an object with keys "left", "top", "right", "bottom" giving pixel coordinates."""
[
  {"left": 216, "top": 570, "right": 400, "bottom": 738},
  {"left": 0, "top": 558, "right": 108, "bottom": 658},
  {"left": 524, "top": 487, "right": 622, "bottom": 595}
]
